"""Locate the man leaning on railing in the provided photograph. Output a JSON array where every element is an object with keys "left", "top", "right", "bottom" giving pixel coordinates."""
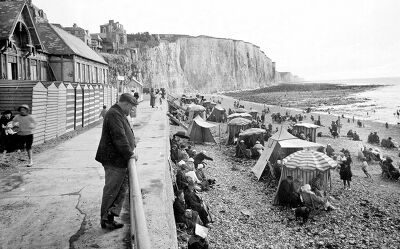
[{"left": 95, "top": 93, "right": 138, "bottom": 230}]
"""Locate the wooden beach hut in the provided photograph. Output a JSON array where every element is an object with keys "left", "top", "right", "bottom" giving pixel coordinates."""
[
  {"left": 82, "top": 84, "right": 90, "bottom": 127},
  {"left": 56, "top": 82, "right": 67, "bottom": 137},
  {"left": 103, "top": 85, "right": 109, "bottom": 107},
  {"left": 107, "top": 85, "right": 112, "bottom": 107},
  {"left": 44, "top": 82, "right": 59, "bottom": 142},
  {"left": 88, "top": 84, "right": 95, "bottom": 124},
  {"left": 94, "top": 84, "right": 100, "bottom": 122},
  {"left": 66, "top": 83, "right": 75, "bottom": 132},
  {"left": 98, "top": 84, "right": 104, "bottom": 110},
  {"left": 75, "top": 84, "right": 83, "bottom": 129},
  {"left": 0, "top": 81, "right": 47, "bottom": 145},
  {"left": 292, "top": 123, "right": 320, "bottom": 142},
  {"left": 111, "top": 86, "right": 117, "bottom": 105}
]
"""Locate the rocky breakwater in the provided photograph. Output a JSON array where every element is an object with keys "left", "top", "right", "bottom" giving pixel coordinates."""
[{"left": 135, "top": 35, "right": 277, "bottom": 93}]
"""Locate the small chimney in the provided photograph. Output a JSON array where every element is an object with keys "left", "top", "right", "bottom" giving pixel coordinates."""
[{"left": 73, "top": 23, "right": 77, "bottom": 28}]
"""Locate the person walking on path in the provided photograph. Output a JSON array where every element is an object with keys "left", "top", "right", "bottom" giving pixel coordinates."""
[
  {"left": 99, "top": 105, "right": 107, "bottom": 119},
  {"left": 95, "top": 93, "right": 138, "bottom": 230},
  {"left": 150, "top": 88, "right": 156, "bottom": 108},
  {"left": 12, "top": 105, "right": 36, "bottom": 167}
]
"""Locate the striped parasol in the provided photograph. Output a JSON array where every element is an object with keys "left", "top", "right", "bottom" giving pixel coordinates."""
[{"left": 282, "top": 149, "right": 337, "bottom": 171}]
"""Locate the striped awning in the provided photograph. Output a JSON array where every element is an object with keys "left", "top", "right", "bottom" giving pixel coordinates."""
[{"left": 283, "top": 149, "right": 337, "bottom": 171}]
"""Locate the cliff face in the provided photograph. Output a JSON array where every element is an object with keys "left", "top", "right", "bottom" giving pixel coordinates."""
[{"left": 134, "top": 36, "right": 276, "bottom": 93}]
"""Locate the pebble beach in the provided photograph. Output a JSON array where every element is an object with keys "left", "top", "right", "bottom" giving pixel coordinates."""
[{"left": 172, "top": 85, "right": 400, "bottom": 248}]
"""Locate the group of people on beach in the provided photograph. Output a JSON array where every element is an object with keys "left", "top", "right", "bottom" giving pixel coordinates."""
[
  {"left": 1, "top": 105, "right": 36, "bottom": 167},
  {"left": 170, "top": 134, "right": 214, "bottom": 248}
]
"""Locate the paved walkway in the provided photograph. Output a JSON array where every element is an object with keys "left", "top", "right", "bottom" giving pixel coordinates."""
[{"left": 0, "top": 97, "right": 177, "bottom": 249}]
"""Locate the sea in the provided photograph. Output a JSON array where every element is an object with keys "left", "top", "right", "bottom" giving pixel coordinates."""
[{"left": 303, "top": 77, "right": 400, "bottom": 125}]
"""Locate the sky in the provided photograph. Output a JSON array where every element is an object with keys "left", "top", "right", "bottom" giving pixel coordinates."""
[{"left": 34, "top": 0, "right": 400, "bottom": 81}]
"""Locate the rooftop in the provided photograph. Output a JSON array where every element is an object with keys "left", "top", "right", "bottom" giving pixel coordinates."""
[{"left": 37, "top": 22, "right": 107, "bottom": 64}]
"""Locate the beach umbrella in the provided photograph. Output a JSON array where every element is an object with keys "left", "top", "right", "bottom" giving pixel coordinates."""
[
  {"left": 283, "top": 149, "right": 337, "bottom": 171},
  {"left": 228, "top": 117, "right": 252, "bottom": 126},
  {"left": 235, "top": 108, "right": 248, "bottom": 113},
  {"left": 227, "top": 113, "right": 252, "bottom": 120}
]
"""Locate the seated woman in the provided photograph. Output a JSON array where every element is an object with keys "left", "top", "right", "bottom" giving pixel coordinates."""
[
  {"left": 300, "top": 184, "right": 336, "bottom": 211},
  {"left": 173, "top": 190, "right": 203, "bottom": 234},
  {"left": 276, "top": 176, "right": 301, "bottom": 208}
]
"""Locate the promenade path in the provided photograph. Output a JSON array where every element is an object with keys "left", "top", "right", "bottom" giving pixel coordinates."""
[{"left": 0, "top": 96, "right": 177, "bottom": 249}]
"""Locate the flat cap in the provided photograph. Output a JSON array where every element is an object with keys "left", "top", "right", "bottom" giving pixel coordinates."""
[{"left": 119, "top": 93, "right": 138, "bottom": 106}]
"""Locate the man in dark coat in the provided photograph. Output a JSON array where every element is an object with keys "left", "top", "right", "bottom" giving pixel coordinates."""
[{"left": 95, "top": 93, "right": 138, "bottom": 230}]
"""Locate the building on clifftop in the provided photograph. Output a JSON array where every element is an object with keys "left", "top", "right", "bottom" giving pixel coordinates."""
[
  {"left": 97, "top": 20, "right": 127, "bottom": 53},
  {"left": 63, "top": 23, "right": 92, "bottom": 47}
]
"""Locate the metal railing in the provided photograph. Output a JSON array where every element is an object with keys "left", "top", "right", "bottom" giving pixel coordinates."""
[{"left": 128, "top": 156, "right": 152, "bottom": 249}]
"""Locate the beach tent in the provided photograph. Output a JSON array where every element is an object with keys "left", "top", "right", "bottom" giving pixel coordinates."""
[
  {"left": 251, "top": 129, "right": 322, "bottom": 180},
  {"left": 227, "top": 112, "right": 252, "bottom": 121},
  {"left": 273, "top": 149, "right": 337, "bottom": 205},
  {"left": 239, "top": 128, "right": 267, "bottom": 147},
  {"left": 292, "top": 123, "right": 320, "bottom": 142},
  {"left": 187, "top": 116, "right": 216, "bottom": 143},
  {"left": 207, "top": 105, "right": 226, "bottom": 122},
  {"left": 227, "top": 118, "right": 252, "bottom": 145},
  {"left": 187, "top": 104, "right": 206, "bottom": 121}
]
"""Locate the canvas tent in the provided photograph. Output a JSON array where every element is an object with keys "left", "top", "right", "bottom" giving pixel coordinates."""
[
  {"left": 292, "top": 123, "right": 320, "bottom": 142},
  {"left": 187, "top": 116, "right": 216, "bottom": 143},
  {"left": 207, "top": 104, "right": 226, "bottom": 123},
  {"left": 273, "top": 149, "right": 337, "bottom": 205},
  {"left": 187, "top": 104, "right": 206, "bottom": 121},
  {"left": 227, "top": 118, "right": 252, "bottom": 145},
  {"left": 251, "top": 129, "right": 322, "bottom": 180}
]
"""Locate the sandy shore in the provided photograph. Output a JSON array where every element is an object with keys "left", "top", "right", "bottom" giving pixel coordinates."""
[{"left": 171, "top": 92, "right": 400, "bottom": 248}]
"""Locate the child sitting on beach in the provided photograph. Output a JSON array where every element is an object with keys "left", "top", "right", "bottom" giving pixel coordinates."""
[{"left": 361, "top": 159, "right": 372, "bottom": 178}]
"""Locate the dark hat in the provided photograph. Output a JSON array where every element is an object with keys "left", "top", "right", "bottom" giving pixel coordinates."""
[{"left": 119, "top": 93, "right": 138, "bottom": 106}]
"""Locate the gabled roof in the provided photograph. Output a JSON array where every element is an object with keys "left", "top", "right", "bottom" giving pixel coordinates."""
[
  {"left": 37, "top": 23, "right": 107, "bottom": 65},
  {"left": 269, "top": 129, "right": 297, "bottom": 141},
  {"left": 0, "top": 1, "right": 43, "bottom": 49},
  {"left": 0, "top": 1, "right": 24, "bottom": 40}
]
